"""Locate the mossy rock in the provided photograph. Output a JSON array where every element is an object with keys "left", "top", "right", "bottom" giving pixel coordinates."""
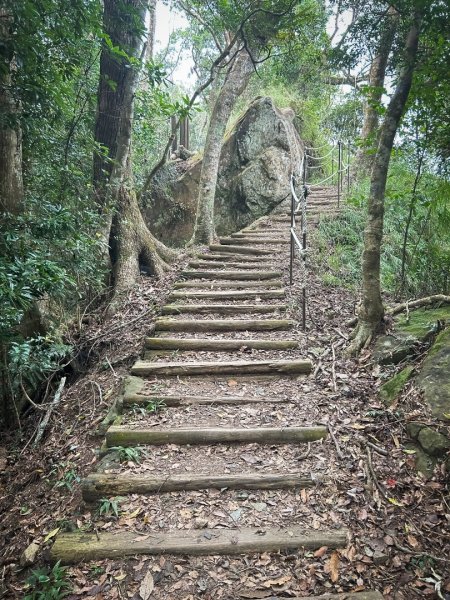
[
  {"left": 379, "top": 366, "right": 414, "bottom": 405},
  {"left": 417, "top": 327, "right": 450, "bottom": 422},
  {"left": 373, "top": 306, "right": 450, "bottom": 365},
  {"left": 417, "top": 426, "right": 450, "bottom": 457},
  {"left": 405, "top": 443, "right": 437, "bottom": 478}
]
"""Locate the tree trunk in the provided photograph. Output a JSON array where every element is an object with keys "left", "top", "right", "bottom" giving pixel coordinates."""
[
  {"left": 353, "top": 8, "right": 398, "bottom": 176},
  {"left": 191, "top": 48, "right": 254, "bottom": 244},
  {"left": 348, "top": 14, "right": 421, "bottom": 355},
  {"left": 94, "top": 0, "right": 176, "bottom": 305},
  {"left": 0, "top": 9, "right": 23, "bottom": 214}
]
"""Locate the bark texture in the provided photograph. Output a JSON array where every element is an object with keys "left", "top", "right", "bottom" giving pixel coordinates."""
[
  {"left": 353, "top": 8, "right": 398, "bottom": 176},
  {"left": 192, "top": 48, "right": 254, "bottom": 244},
  {"left": 94, "top": 0, "right": 176, "bottom": 306},
  {"left": 348, "top": 15, "right": 421, "bottom": 355}
]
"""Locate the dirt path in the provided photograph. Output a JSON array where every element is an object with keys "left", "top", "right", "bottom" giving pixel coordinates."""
[{"left": 2, "top": 187, "right": 448, "bottom": 599}]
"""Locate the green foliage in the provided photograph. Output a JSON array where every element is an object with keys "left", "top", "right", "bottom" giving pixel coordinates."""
[
  {"left": 99, "top": 496, "right": 124, "bottom": 517},
  {"left": 110, "top": 446, "right": 142, "bottom": 463},
  {"left": 24, "top": 561, "right": 71, "bottom": 600},
  {"left": 52, "top": 462, "right": 81, "bottom": 491}
]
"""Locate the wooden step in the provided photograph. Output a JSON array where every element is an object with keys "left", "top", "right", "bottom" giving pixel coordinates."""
[
  {"left": 145, "top": 338, "right": 298, "bottom": 351},
  {"left": 123, "top": 393, "right": 294, "bottom": 407},
  {"left": 182, "top": 270, "right": 281, "bottom": 281},
  {"left": 82, "top": 472, "right": 315, "bottom": 501},
  {"left": 169, "top": 290, "right": 285, "bottom": 300},
  {"left": 257, "top": 593, "right": 383, "bottom": 600},
  {"left": 231, "top": 232, "right": 288, "bottom": 238},
  {"left": 173, "top": 281, "right": 283, "bottom": 289},
  {"left": 160, "top": 304, "right": 287, "bottom": 315},
  {"left": 154, "top": 318, "right": 294, "bottom": 333},
  {"left": 189, "top": 260, "right": 274, "bottom": 270},
  {"left": 51, "top": 526, "right": 348, "bottom": 564},
  {"left": 131, "top": 357, "right": 310, "bottom": 376},
  {"left": 196, "top": 253, "right": 269, "bottom": 262},
  {"left": 209, "top": 244, "right": 271, "bottom": 256},
  {"left": 220, "top": 237, "right": 288, "bottom": 246},
  {"left": 106, "top": 425, "right": 325, "bottom": 446}
]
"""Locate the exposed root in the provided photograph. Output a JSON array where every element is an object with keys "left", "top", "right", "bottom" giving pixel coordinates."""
[{"left": 345, "top": 321, "right": 375, "bottom": 356}]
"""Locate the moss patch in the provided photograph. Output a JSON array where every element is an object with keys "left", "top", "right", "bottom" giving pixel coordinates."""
[
  {"left": 379, "top": 366, "right": 414, "bottom": 405},
  {"left": 394, "top": 306, "right": 450, "bottom": 338}
]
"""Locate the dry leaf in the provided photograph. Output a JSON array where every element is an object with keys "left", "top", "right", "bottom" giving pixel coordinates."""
[
  {"left": 227, "top": 379, "right": 238, "bottom": 387},
  {"left": 314, "top": 546, "right": 328, "bottom": 558},
  {"left": 329, "top": 551, "right": 340, "bottom": 583},
  {"left": 139, "top": 571, "right": 154, "bottom": 600}
]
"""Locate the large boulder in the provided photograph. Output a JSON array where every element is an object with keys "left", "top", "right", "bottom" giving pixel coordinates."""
[{"left": 143, "top": 97, "right": 304, "bottom": 246}]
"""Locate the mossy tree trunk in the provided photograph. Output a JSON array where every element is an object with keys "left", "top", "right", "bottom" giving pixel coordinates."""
[
  {"left": 191, "top": 48, "right": 254, "bottom": 245},
  {"left": 348, "top": 14, "right": 421, "bottom": 355},
  {"left": 94, "top": 0, "right": 176, "bottom": 305}
]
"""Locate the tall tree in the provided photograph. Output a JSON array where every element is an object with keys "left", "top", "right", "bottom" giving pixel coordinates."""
[
  {"left": 348, "top": 8, "right": 421, "bottom": 354},
  {"left": 93, "top": 0, "right": 176, "bottom": 307}
]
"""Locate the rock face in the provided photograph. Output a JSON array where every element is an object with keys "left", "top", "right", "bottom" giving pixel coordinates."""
[
  {"left": 143, "top": 97, "right": 304, "bottom": 246},
  {"left": 417, "top": 327, "right": 450, "bottom": 422}
]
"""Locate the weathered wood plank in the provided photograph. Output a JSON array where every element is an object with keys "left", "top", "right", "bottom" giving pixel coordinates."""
[
  {"left": 51, "top": 526, "right": 348, "bottom": 564},
  {"left": 154, "top": 318, "right": 294, "bottom": 332},
  {"left": 195, "top": 253, "right": 269, "bottom": 262},
  {"left": 123, "top": 393, "right": 293, "bottom": 407},
  {"left": 181, "top": 270, "right": 281, "bottom": 280},
  {"left": 160, "top": 304, "right": 287, "bottom": 315},
  {"left": 145, "top": 338, "right": 298, "bottom": 350},
  {"left": 189, "top": 261, "right": 274, "bottom": 270},
  {"left": 82, "top": 472, "right": 315, "bottom": 501},
  {"left": 248, "top": 593, "right": 383, "bottom": 600},
  {"left": 106, "top": 425, "right": 325, "bottom": 446},
  {"left": 172, "top": 281, "right": 284, "bottom": 290},
  {"left": 220, "top": 237, "right": 288, "bottom": 246},
  {"left": 209, "top": 244, "right": 271, "bottom": 256}
]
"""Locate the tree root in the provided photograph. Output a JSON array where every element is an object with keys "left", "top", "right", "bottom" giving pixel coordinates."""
[{"left": 345, "top": 321, "right": 375, "bottom": 356}]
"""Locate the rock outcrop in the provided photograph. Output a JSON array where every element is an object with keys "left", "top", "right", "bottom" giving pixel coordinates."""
[{"left": 143, "top": 97, "right": 304, "bottom": 246}]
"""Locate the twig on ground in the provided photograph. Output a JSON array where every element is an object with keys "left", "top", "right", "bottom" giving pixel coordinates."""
[
  {"left": 393, "top": 539, "right": 449, "bottom": 564},
  {"left": 298, "top": 442, "right": 311, "bottom": 460},
  {"left": 33, "top": 377, "right": 66, "bottom": 447},
  {"left": 105, "top": 357, "right": 118, "bottom": 378},
  {"left": 331, "top": 343, "right": 337, "bottom": 392},
  {"left": 365, "top": 446, "right": 389, "bottom": 501},
  {"left": 366, "top": 440, "right": 389, "bottom": 457},
  {"left": 328, "top": 424, "right": 345, "bottom": 459}
]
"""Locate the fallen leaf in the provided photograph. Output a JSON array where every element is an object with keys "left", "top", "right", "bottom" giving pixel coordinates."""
[
  {"left": 227, "top": 379, "right": 238, "bottom": 387},
  {"left": 329, "top": 551, "right": 340, "bottom": 583},
  {"left": 407, "top": 534, "right": 419, "bottom": 548},
  {"left": 314, "top": 546, "right": 328, "bottom": 558},
  {"left": 139, "top": 571, "right": 154, "bottom": 599},
  {"left": 43, "top": 528, "right": 60, "bottom": 543}
]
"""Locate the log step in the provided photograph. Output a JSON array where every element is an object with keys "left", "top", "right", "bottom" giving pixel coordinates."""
[
  {"left": 82, "top": 472, "right": 315, "bottom": 501},
  {"left": 182, "top": 270, "right": 281, "bottom": 280},
  {"left": 231, "top": 232, "right": 288, "bottom": 238},
  {"left": 107, "top": 424, "right": 325, "bottom": 446},
  {"left": 145, "top": 338, "right": 298, "bottom": 351},
  {"left": 154, "top": 318, "right": 294, "bottom": 332},
  {"left": 51, "top": 526, "right": 347, "bottom": 564},
  {"left": 196, "top": 253, "right": 269, "bottom": 262},
  {"left": 220, "top": 237, "right": 288, "bottom": 246},
  {"left": 131, "top": 357, "right": 310, "bottom": 376},
  {"left": 160, "top": 304, "right": 287, "bottom": 315},
  {"left": 189, "top": 260, "right": 274, "bottom": 270},
  {"left": 123, "top": 393, "right": 294, "bottom": 407},
  {"left": 209, "top": 244, "right": 271, "bottom": 256},
  {"left": 169, "top": 290, "right": 285, "bottom": 300},
  {"left": 172, "top": 281, "right": 283, "bottom": 289},
  {"left": 254, "top": 594, "right": 383, "bottom": 600}
]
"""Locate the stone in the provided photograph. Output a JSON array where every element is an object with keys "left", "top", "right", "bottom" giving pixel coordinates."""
[
  {"left": 20, "top": 541, "right": 40, "bottom": 566},
  {"left": 379, "top": 366, "right": 414, "bottom": 405},
  {"left": 406, "top": 421, "right": 425, "bottom": 440},
  {"left": 417, "top": 327, "right": 450, "bottom": 422},
  {"left": 373, "top": 307, "right": 450, "bottom": 365},
  {"left": 143, "top": 97, "right": 304, "bottom": 245},
  {"left": 417, "top": 427, "right": 450, "bottom": 457}
]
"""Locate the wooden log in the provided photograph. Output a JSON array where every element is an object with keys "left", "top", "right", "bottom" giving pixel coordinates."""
[
  {"left": 131, "top": 357, "right": 310, "bottom": 376},
  {"left": 123, "top": 393, "right": 293, "bottom": 407},
  {"left": 182, "top": 270, "right": 281, "bottom": 281},
  {"left": 160, "top": 304, "right": 287, "bottom": 315},
  {"left": 51, "top": 526, "right": 347, "bottom": 564},
  {"left": 249, "top": 593, "right": 383, "bottom": 600},
  {"left": 195, "top": 253, "right": 269, "bottom": 262},
  {"left": 188, "top": 261, "right": 274, "bottom": 270},
  {"left": 154, "top": 318, "right": 294, "bottom": 333},
  {"left": 106, "top": 424, "right": 324, "bottom": 447},
  {"left": 209, "top": 244, "right": 271, "bottom": 256},
  {"left": 169, "top": 290, "right": 285, "bottom": 300},
  {"left": 220, "top": 237, "right": 288, "bottom": 246},
  {"left": 145, "top": 338, "right": 298, "bottom": 351},
  {"left": 173, "top": 281, "right": 284, "bottom": 289},
  {"left": 82, "top": 472, "right": 315, "bottom": 501},
  {"left": 231, "top": 232, "right": 288, "bottom": 238}
]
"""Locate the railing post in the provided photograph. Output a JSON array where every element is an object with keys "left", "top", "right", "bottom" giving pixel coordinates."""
[
  {"left": 302, "top": 158, "right": 307, "bottom": 332},
  {"left": 289, "top": 175, "right": 295, "bottom": 285},
  {"left": 347, "top": 139, "right": 351, "bottom": 191},
  {"left": 337, "top": 140, "right": 341, "bottom": 208}
]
